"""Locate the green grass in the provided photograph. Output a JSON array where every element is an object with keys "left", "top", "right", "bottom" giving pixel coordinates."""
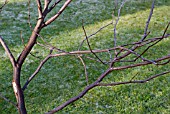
[{"left": 0, "top": 0, "right": 170, "bottom": 114}]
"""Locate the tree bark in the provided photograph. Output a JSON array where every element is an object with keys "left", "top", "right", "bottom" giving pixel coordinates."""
[
  {"left": 12, "top": 17, "right": 44, "bottom": 114},
  {"left": 12, "top": 65, "right": 27, "bottom": 114}
]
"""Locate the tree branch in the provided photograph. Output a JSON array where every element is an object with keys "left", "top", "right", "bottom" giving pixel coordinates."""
[
  {"left": 141, "top": 0, "right": 155, "bottom": 41},
  {"left": 79, "top": 22, "right": 113, "bottom": 50},
  {"left": 77, "top": 55, "right": 89, "bottom": 85},
  {"left": 0, "top": 92, "right": 17, "bottom": 108},
  {"left": 42, "top": 0, "right": 72, "bottom": 27},
  {"left": 48, "top": 0, "right": 63, "bottom": 13},
  {"left": 134, "top": 21, "right": 170, "bottom": 62},
  {"left": 111, "top": 54, "right": 170, "bottom": 71},
  {"left": 36, "top": 0, "right": 43, "bottom": 19},
  {"left": 22, "top": 32, "right": 170, "bottom": 91},
  {"left": 0, "top": 36, "right": 16, "bottom": 67},
  {"left": 0, "top": 0, "right": 8, "bottom": 13},
  {"left": 97, "top": 70, "right": 170, "bottom": 86},
  {"left": 46, "top": 56, "right": 170, "bottom": 113},
  {"left": 113, "top": 0, "right": 127, "bottom": 48},
  {"left": 82, "top": 20, "right": 105, "bottom": 64},
  {"left": 22, "top": 54, "right": 52, "bottom": 91}
]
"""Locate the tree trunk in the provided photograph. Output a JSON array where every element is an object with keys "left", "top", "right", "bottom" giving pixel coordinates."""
[
  {"left": 12, "top": 65, "right": 27, "bottom": 114},
  {"left": 12, "top": 18, "right": 43, "bottom": 114}
]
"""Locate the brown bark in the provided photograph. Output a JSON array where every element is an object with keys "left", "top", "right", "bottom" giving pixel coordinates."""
[
  {"left": 12, "top": 66, "right": 27, "bottom": 114},
  {"left": 10, "top": 0, "right": 72, "bottom": 113},
  {"left": 17, "top": 19, "right": 43, "bottom": 66},
  {"left": 13, "top": 17, "right": 44, "bottom": 114}
]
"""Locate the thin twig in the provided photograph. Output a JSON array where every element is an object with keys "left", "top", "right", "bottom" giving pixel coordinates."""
[
  {"left": 82, "top": 20, "right": 105, "bottom": 64},
  {"left": 0, "top": 0, "right": 8, "bottom": 13},
  {"left": 115, "top": 28, "right": 150, "bottom": 58},
  {"left": 22, "top": 54, "right": 52, "bottom": 91},
  {"left": 116, "top": 46, "right": 157, "bottom": 64},
  {"left": 77, "top": 55, "right": 89, "bottom": 85},
  {"left": 121, "top": 33, "right": 169, "bottom": 47},
  {"left": 111, "top": 54, "right": 170, "bottom": 71},
  {"left": 0, "top": 93, "right": 17, "bottom": 108},
  {"left": 134, "top": 22, "right": 170, "bottom": 62},
  {"left": 28, "top": 0, "right": 32, "bottom": 29},
  {"left": 130, "top": 72, "right": 139, "bottom": 82},
  {"left": 113, "top": 0, "right": 126, "bottom": 48},
  {"left": 156, "top": 59, "right": 170, "bottom": 65},
  {"left": 36, "top": 41, "right": 66, "bottom": 53},
  {"left": 110, "top": 26, "right": 169, "bottom": 67},
  {"left": 79, "top": 22, "right": 113, "bottom": 50},
  {"left": 48, "top": 0, "right": 63, "bottom": 13},
  {"left": 141, "top": 0, "right": 155, "bottom": 41}
]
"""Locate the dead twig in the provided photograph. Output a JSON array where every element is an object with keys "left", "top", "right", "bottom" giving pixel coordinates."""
[
  {"left": 82, "top": 20, "right": 106, "bottom": 65},
  {"left": 77, "top": 55, "right": 89, "bottom": 85},
  {"left": 0, "top": 93, "right": 17, "bottom": 108}
]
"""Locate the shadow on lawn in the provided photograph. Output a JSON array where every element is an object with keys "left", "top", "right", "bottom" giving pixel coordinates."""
[{"left": 0, "top": 0, "right": 170, "bottom": 46}]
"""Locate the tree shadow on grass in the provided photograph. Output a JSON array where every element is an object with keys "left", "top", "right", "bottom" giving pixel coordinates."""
[{"left": 0, "top": 0, "right": 170, "bottom": 46}]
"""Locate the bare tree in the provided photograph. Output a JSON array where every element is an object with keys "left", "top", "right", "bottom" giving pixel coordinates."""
[{"left": 0, "top": 0, "right": 170, "bottom": 114}]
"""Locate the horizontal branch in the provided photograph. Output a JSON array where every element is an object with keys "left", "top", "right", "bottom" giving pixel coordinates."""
[
  {"left": 42, "top": 34, "right": 170, "bottom": 58},
  {"left": 111, "top": 54, "right": 170, "bottom": 71},
  {"left": 23, "top": 33, "right": 170, "bottom": 90},
  {"left": 122, "top": 33, "right": 170, "bottom": 47},
  {"left": 97, "top": 70, "right": 170, "bottom": 86}
]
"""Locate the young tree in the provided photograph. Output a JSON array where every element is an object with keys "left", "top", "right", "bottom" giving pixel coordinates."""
[{"left": 0, "top": 0, "right": 170, "bottom": 114}]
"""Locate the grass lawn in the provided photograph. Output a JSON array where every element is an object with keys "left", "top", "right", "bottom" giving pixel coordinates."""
[{"left": 0, "top": 0, "right": 170, "bottom": 113}]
